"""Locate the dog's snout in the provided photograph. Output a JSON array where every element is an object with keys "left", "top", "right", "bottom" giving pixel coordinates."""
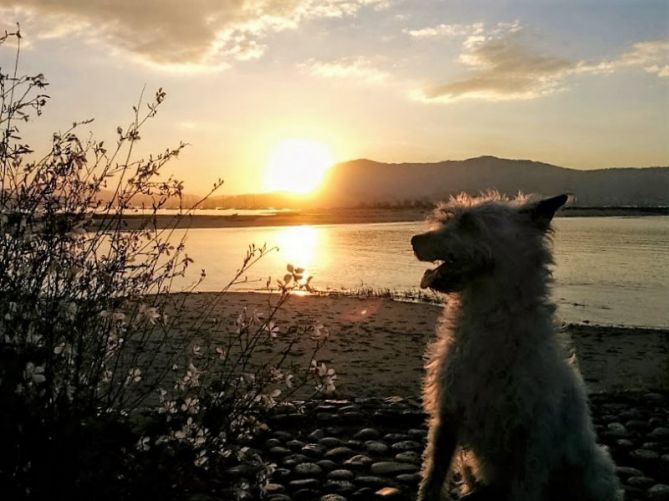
[{"left": 411, "top": 234, "right": 420, "bottom": 249}]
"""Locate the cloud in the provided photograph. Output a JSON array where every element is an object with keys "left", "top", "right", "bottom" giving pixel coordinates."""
[
  {"left": 0, "top": 0, "right": 389, "bottom": 71},
  {"left": 603, "top": 40, "right": 669, "bottom": 78},
  {"left": 302, "top": 56, "right": 391, "bottom": 84},
  {"left": 403, "top": 22, "right": 484, "bottom": 39},
  {"left": 413, "top": 22, "right": 669, "bottom": 103}
]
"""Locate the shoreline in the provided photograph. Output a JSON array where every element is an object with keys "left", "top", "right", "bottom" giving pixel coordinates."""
[
  {"left": 92, "top": 207, "right": 669, "bottom": 230},
  {"left": 162, "top": 292, "right": 669, "bottom": 396}
]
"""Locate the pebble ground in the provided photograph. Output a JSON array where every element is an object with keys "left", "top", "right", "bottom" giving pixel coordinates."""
[{"left": 227, "top": 392, "right": 669, "bottom": 500}]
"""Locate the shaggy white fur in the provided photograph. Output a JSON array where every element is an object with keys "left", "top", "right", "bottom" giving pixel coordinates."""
[{"left": 411, "top": 193, "right": 623, "bottom": 501}]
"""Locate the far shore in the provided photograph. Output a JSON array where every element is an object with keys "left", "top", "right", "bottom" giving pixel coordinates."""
[{"left": 92, "top": 206, "right": 669, "bottom": 230}]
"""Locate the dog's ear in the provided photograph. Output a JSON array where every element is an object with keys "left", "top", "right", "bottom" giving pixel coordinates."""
[{"left": 521, "top": 194, "right": 569, "bottom": 230}]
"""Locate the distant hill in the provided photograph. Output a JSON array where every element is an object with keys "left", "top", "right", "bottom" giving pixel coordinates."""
[
  {"left": 317, "top": 156, "right": 669, "bottom": 207},
  {"left": 96, "top": 156, "right": 669, "bottom": 209}
]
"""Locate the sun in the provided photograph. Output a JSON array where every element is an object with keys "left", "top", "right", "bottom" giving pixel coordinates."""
[{"left": 264, "top": 139, "right": 334, "bottom": 194}]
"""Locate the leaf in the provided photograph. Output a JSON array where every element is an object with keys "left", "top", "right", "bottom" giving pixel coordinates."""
[
  {"left": 286, "top": 264, "right": 294, "bottom": 272},
  {"left": 283, "top": 274, "right": 292, "bottom": 283},
  {"left": 295, "top": 267, "right": 304, "bottom": 274}
]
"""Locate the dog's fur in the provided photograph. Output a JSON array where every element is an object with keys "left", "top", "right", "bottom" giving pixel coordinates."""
[{"left": 411, "top": 193, "right": 622, "bottom": 501}]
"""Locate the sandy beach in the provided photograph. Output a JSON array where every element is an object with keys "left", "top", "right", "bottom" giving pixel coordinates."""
[{"left": 162, "top": 292, "right": 669, "bottom": 398}]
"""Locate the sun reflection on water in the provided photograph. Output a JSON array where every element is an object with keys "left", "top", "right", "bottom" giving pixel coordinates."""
[{"left": 275, "top": 225, "right": 321, "bottom": 279}]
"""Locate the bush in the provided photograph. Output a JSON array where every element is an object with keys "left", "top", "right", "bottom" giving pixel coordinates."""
[{"left": 0, "top": 28, "right": 332, "bottom": 499}]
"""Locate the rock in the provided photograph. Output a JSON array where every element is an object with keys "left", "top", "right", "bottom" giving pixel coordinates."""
[
  {"left": 631, "top": 449, "right": 660, "bottom": 461},
  {"left": 317, "top": 412, "right": 337, "bottom": 422},
  {"left": 223, "top": 464, "right": 260, "bottom": 478},
  {"left": 271, "top": 467, "right": 292, "bottom": 481},
  {"left": 287, "top": 439, "right": 306, "bottom": 450},
  {"left": 352, "top": 487, "right": 375, "bottom": 499},
  {"left": 294, "top": 462, "right": 324, "bottom": 477},
  {"left": 407, "top": 428, "right": 427, "bottom": 440},
  {"left": 316, "top": 404, "right": 339, "bottom": 412},
  {"left": 302, "top": 443, "right": 327, "bottom": 458},
  {"left": 325, "top": 447, "right": 356, "bottom": 460},
  {"left": 365, "top": 440, "right": 390, "bottom": 454},
  {"left": 375, "top": 487, "right": 404, "bottom": 498},
  {"left": 323, "top": 479, "right": 356, "bottom": 493},
  {"left": 394, "top": 451, "right": 420, "bottom": 464},
  {"left": 273, "top": 431, "right": 293, "bottom": 441},
  {"left": 384, "top": 433, "right": 408, "bottom": 442},
  {"left": 355, "top": 428, "right": 381, "bottom": 441},
  {"left": 644, "top": 393, "right": 666, "bottom": 404},
  {"left": 327, "top": 469, "right": 355, "bottom": 480},
  {"left": 326, "top": 426, "right": 346, "bottom": 436},
  {"left": 649, "top": 484, "right": 669, "bottom": 501},
  {"left": 622, "top": 484, "right": 645, "bottom": 499},
  {"left": 344, "top": 454, "right": 374, "bottom": 468},
  {"left": 616, "top": 439, "right": 634, "bottom": 449},
  {"left": 289, "top": 478, "right": 322, "bottom": 490},
  {"left": 320, "top": 495, "right": 348, "bottom": 501},
  {"left": 309, "top": 429, "right": 326, "bottom": 441},
  {"left": 269, "top": 446, "right": 292, "bottom": 457},
  {"left": 283, "top": 454, "right": 309, "bottom": 468},
  {"left": 391, "top": 440, "right": 421, "bottom": 451},
  {"left": 626, "top": 419, "right": 650, "bottom": 431},
  {"left": 616, "top": 466, "right": 644, "bottom": 479},
  {"left": 371, "top": 461, "right": 419, "bottom": 475},
  {"left": 627, "top": 476, "right": 655, "bottom": 488},
  {"left": 264, "top": 483, "right": 286, "bottom": 494},
  {"left": 345, "top": 439, "right": 363, "bottom": 449},
  {"left": 355, "top": 475, "right": 392, "bottom": 488},
  {"left": 272, "top": 413, "right": 306, "bottom": 427},
  {"left": 316, "top": 459, "right": 339, "bottom": 471},
  {"left": 396, "top": 473, "right": 422, "bottom": 485},
  {"left": 649, "top": 427, "right": 669, "bottom": 440},
  {"left": 267, "top": 496, "right": 292, "bottom": 501},
  {"left": 319, "top": 437, "right": 343, "bottom": 448},
  {"left": 293, "top": 489, "right": 322, "bottom": 500},
  {"left": 341, "top": 411, "right": 364, "bottom": 423},
  {"left": 607, "top": 422, "right": 628, "bottom": 437},
  {"left": 265, "top": 438, "right": 282, "bottom": 448}
]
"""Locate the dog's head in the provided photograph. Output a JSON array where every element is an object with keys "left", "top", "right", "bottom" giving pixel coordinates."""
[{"left": 411, "top": 193, "right": 568, "bottom": 293}]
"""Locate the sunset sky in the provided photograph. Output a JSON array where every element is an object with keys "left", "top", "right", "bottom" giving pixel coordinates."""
[{"left": 1, "top": 0, "right": 668, "bottom": 194}]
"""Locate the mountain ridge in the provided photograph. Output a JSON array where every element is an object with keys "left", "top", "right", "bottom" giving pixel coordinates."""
[{"left": 314, "top": 155, "right": 669, "bottom": 207}]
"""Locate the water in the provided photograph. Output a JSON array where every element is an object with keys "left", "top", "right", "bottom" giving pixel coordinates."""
[{"left": 171, "top": 217, "right": 669, "bottom": 329}]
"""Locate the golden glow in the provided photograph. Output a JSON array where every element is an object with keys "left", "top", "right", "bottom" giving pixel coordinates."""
[
  {"left": 275, "top": 225, "right": 318, "bottom": 276},
  {"left": 264, "top": 139, "right": 334, "bottom": 194}
]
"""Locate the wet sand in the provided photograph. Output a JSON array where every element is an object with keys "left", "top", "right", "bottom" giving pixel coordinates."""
[{"left": 162, "top": 292, "right": 669, "bottom": 398}]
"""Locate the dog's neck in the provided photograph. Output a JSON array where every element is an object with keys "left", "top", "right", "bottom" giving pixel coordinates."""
[{"left": 450, "top": 262, "right": 556, "bottom": 340}]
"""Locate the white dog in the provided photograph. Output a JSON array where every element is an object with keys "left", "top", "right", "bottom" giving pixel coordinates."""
[{"left": 411, "top": 193, "right": 622, "bottom": 501}]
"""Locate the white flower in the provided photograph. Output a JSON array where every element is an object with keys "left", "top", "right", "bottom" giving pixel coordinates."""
[
  {"left": 127, "top": 368, "right": 142, "bottom": 384},
  {"left": 136, "top": 436, "right": 151, "bottom": 452},
  {"left": 112, "top": 311, "right": 126, "bottom": 322},
  {"left": 194, "top": 450, "right": 208, "bottom": 467},
  {"left": 181, "top": 397, "right": 200, "bottom": 415},
  {"left": 215, "top": 347, "right": 226, "bottom": 360},
  {"left": 144, "top": 306, "right": 160, "bottom": 324},
  {"left": 24, "top": 363, "right": 46, "bottom": 385},
  {"left": 313, "top": 323, "right": 329, "bottom": 340},
  {"left": 264, "top": 321, "right": 280, "bottom": 339},
  {"left": 192, "top": 344, "right": 202, "bottom": 357},
  {"left": 285, "top": 374, "right": 294, "bottom": 389}
]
